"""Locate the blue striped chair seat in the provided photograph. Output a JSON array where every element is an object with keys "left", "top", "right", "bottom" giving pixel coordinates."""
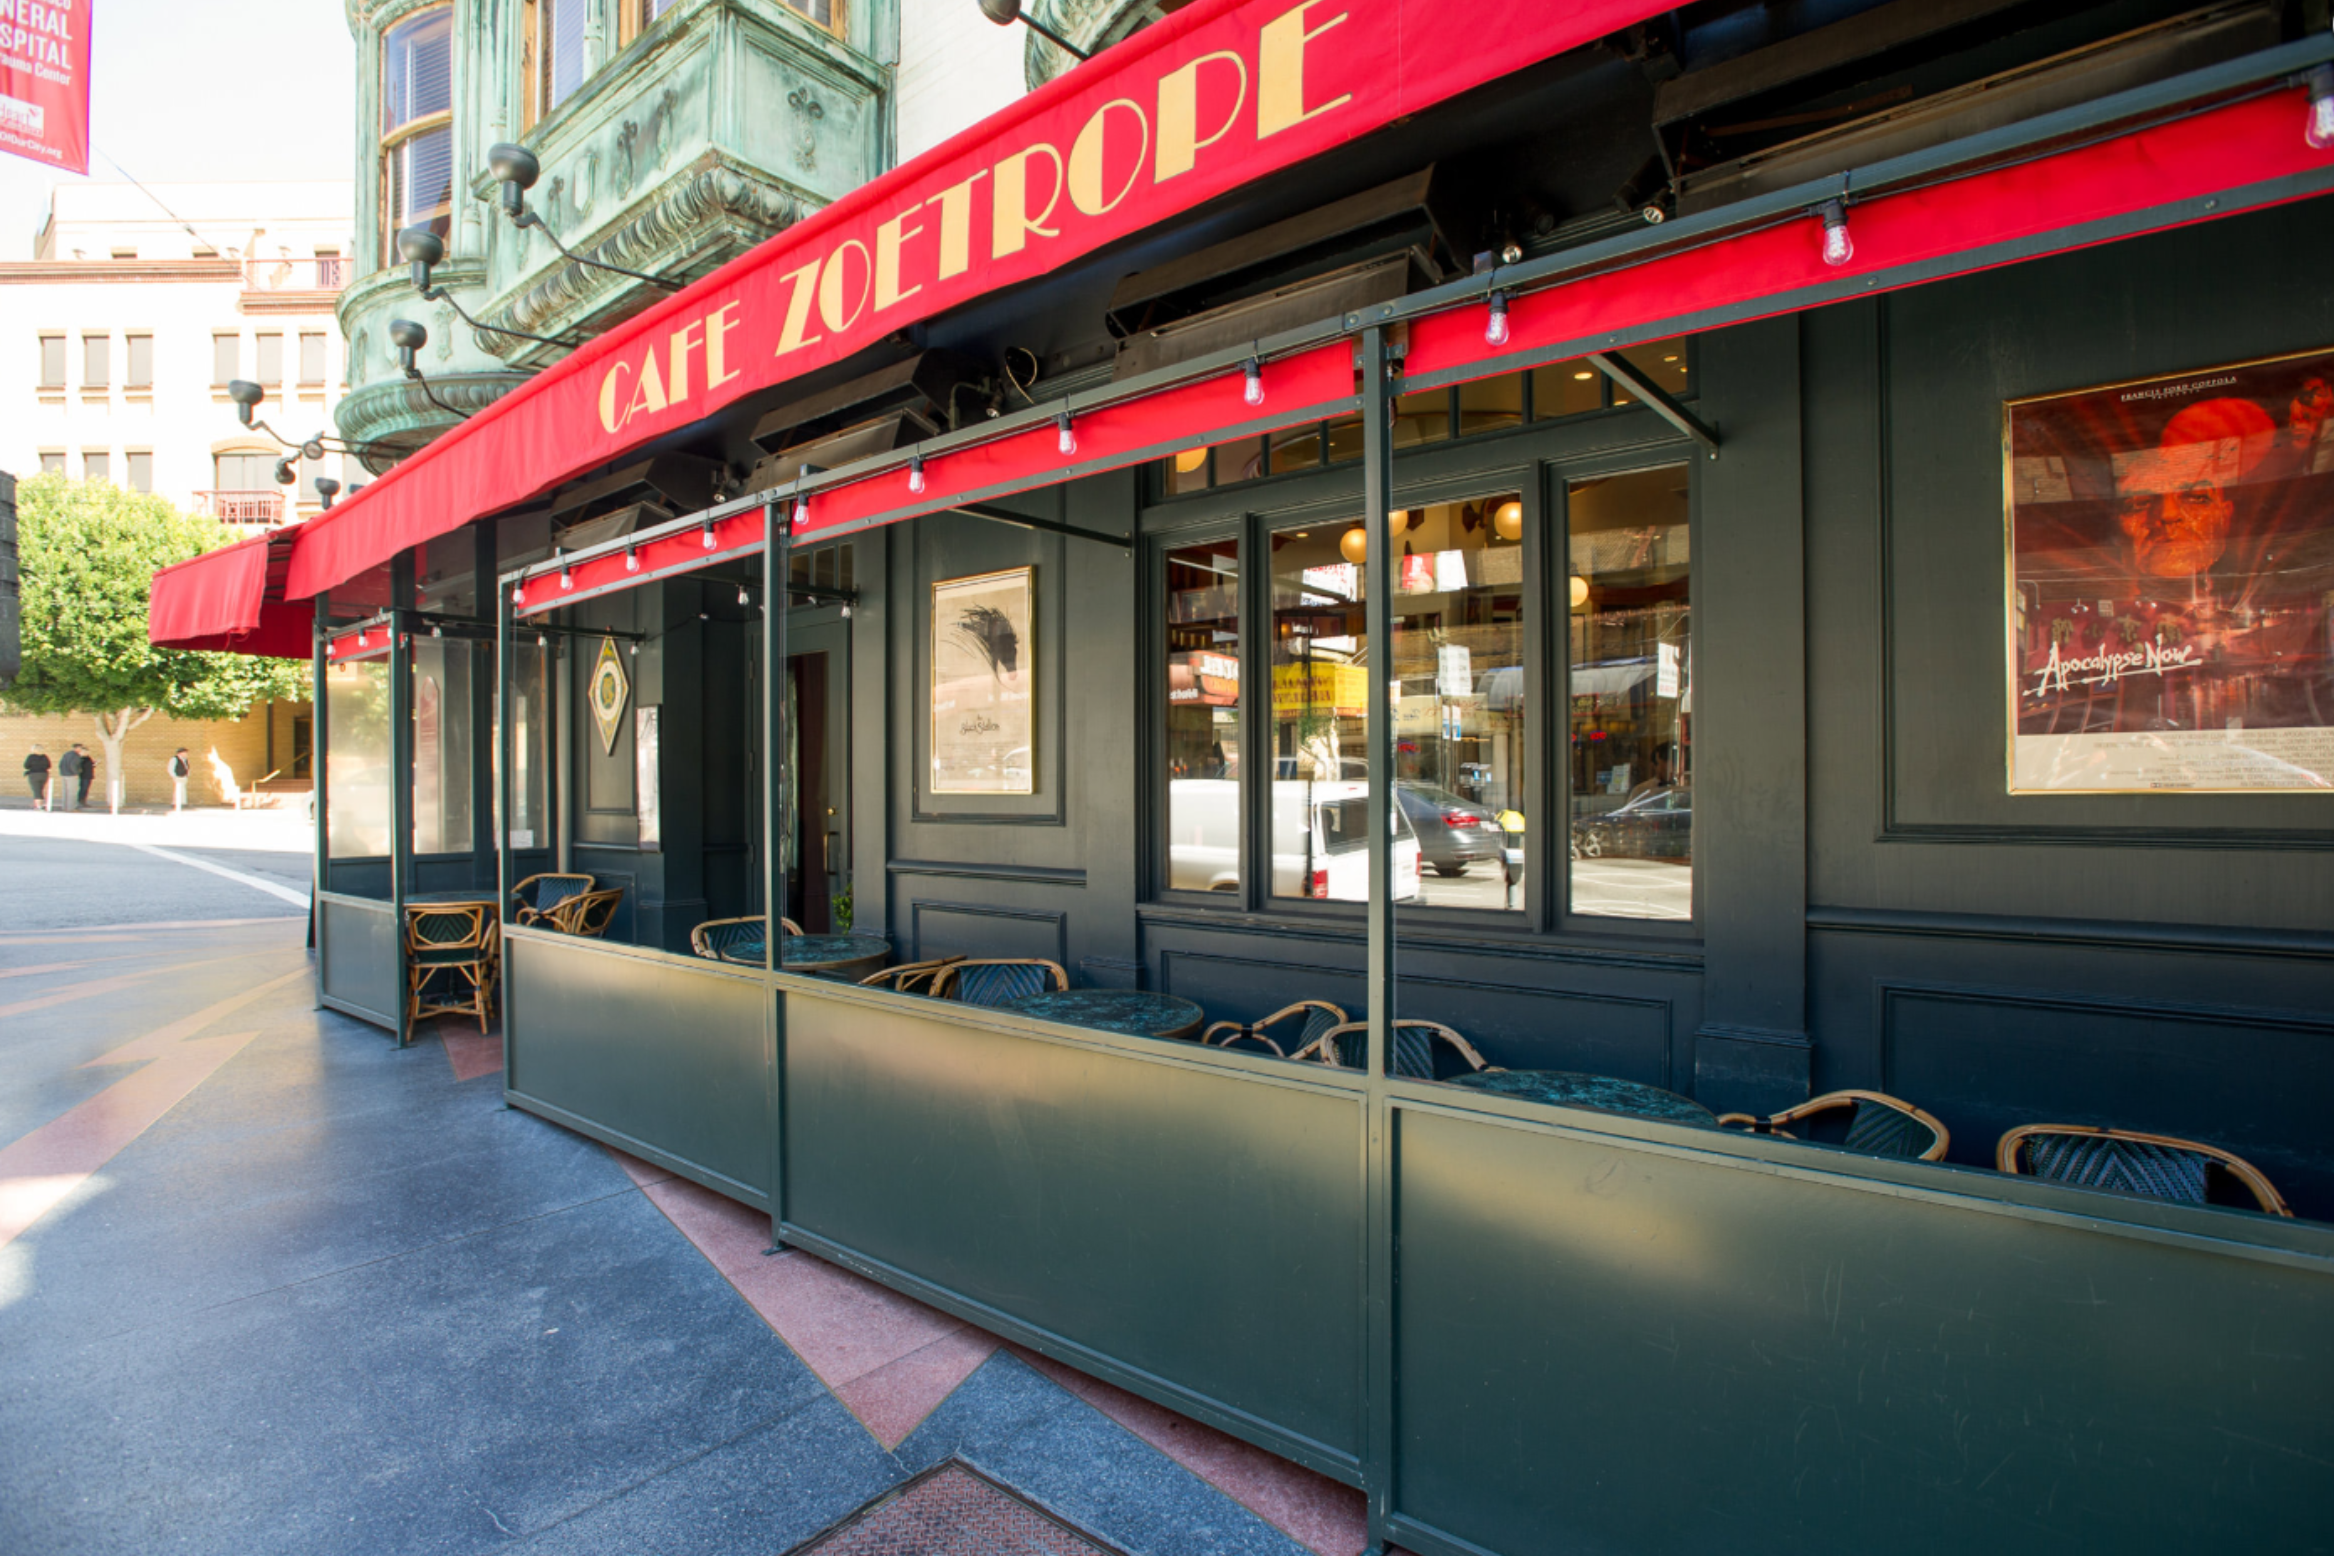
[
  {"left": 948, "top": 961, "right": 1062, "bottom": 1007},
  {"left": 1842, "top": 1101, "right": 1943, "bottom": 1160},
  {"left": 2019, "top": 1134, "right": 2210, "bottom": 1204}
]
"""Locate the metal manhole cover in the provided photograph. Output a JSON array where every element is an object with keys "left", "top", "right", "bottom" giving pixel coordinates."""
[{"left": 789, "top": 1462, "right": 1120, "bottom": 1556}]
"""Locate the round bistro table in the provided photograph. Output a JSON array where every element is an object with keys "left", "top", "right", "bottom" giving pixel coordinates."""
[
  {"left": 1447, "top": 1068, "right": 1717, "bottom": 1129},
  {"left": 779, "top": 934, "right": 893, "bottom": 981},
  {"left": 1007, "top": 989, "right": 1206, "bottom": 1040}
]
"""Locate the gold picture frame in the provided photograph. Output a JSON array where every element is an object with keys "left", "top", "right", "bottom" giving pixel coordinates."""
[{"left": 929, "top": 566, "right": 1035, "bottom": 795}]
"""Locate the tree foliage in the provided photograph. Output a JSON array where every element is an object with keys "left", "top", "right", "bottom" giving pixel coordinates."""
[{"left": 4, "top": 474, "right": 307, "bottom": 720}]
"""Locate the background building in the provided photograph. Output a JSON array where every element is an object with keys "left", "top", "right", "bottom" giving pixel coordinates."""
[{"left": 0, "top": 180, "right": 355, "bottom": 529}]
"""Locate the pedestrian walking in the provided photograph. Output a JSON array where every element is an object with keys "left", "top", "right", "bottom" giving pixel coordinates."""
[
  {"left": 168, "top": 748, "right": 191, "bottom": 812},
  {"left": 23, "top": 745, "right": 52, "bottom": 809},
  {"left": 73, "top": 744, "right": 97, "bottom": 810},
  {"left": 56, "top": 745, "right": 82, "bottom": 810}
]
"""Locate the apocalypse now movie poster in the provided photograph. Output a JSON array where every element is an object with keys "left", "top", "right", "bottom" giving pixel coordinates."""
[
  {"left": 2007, "top": 347, "right": 2334, "bottom": 792},
  {"left": 0, "top": 0, "right": 90, "bottom": 175}
]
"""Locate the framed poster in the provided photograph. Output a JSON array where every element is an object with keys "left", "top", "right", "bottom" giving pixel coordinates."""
[
  {"left": 2006, "top": 347, "right": 2334, "bottom": 792},
  {"left": 930, "top": 567, "right": 1035, "bottom": 794}
]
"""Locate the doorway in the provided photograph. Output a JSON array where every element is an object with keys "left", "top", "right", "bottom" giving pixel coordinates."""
[{"left": 785, "top": 619, "right": 850, "bottom": 934}]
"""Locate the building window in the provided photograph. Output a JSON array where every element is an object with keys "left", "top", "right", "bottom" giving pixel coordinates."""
[
  {"left": 38, "top": 333, "right": 63, "bottom": 388},
  {"left": 314, "top": 247, "right": 346, "bottom": 288},
  {"left": 1566, "top": 466, "right": 1692, "bottom": 922},
  {"left": 620, "top": 0, "right": 682, "bottom": 45},
  {"left": 781, "top": 0, "right": 838, "bottom": 28},
  {"left": 215, "top": 451, "right": 278, "bottom": 491},
  {"left": 213, "top": 333, "right": 238, "bottom": 386},
  {"left": 125, "top": 451, "right": 153, "bottom": 493},
  {"left": 110, "top": 246, "right": 136, "bottom": 260},
  {"left": 380, "top": 5, "right": 454, "bottom": 264},
  {"left": 83, "top": 450, "right": 109, "bottom": 483},
  {"left": 299, "top": 332, "right": 327, "bottom": 386},
  {"left": 82, "top": 333, "right": 107, "bottom": 389},
  {"left": 526, "top": 0, "right": 589, "bottom": 125},
  {"left": 126, "top": 333, "right": 152, "bottom": 389},
  {"left": 255, "top": 332, "right": 283, "bottom": 387},
  {"left": 1164, "top": 535, "right": 1242, "bottom": 894},
  {"left": 38, "top": 450, "right": 63, "bottom": 475}
]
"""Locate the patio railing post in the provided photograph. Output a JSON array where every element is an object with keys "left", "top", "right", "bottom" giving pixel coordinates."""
[
  {"left": 497, "top": 571, "right": 515, "bottom": 1093},
  {"left": 763, "top": 494, "right": 790, "bottom": 1246},
  {"left": 1358, "top": 320, "right": 1399, "bottom": 1556},
  {"left": 388, "top": 599, "right": 414, "bottom": 1049},
  {"left": 310, "top": 593, "right": 328, "bottom": 968}
]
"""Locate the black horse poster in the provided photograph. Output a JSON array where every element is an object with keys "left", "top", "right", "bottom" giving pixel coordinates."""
[{"left": 931, "top": 567, "right": 1035, "bottom": 794}]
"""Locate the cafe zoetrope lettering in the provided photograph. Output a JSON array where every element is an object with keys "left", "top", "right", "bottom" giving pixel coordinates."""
[{"left": 595, "top": 0, "right": 1355, "bottom": 435}]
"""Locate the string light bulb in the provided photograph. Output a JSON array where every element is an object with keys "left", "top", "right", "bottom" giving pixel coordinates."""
[
  {"left": 624, "top": 544, "right": 640, "bottom": 574},
  {"left": 738, "top": 584, "right": 751, "bottom": 607},
  {"left": 431, "top": 622, "right": 443, "bottom": 638},
  {"left": 512, "top": 580, "right": 525, "bottom": 605},
  {"left": 2310, "top": 65, "right": 2334, "bottom": 151},
  {"left": 1243, "top": 356, "right": 1264, "bottom": 407},
  {"left": 556, "top": 548, "right": 573, "bottom": 589},
  {"left": 1818, "top": 199, "right": 1853, "bottom": 267},
  {"left": 357, "top": 629, "right": 368, "bottom": 647},
  {"left": 792, "top": 495, "right": 810, "bottom": 529},
  {"left": 701, "top": 519, "right": 717, "bottom": 550},
  {"left": 1485, "top": 289, "right": 1510, "bottom": 347},
  {"left": 908, "top": 451, "right": 926, "bottom": 494},
  {"left": 1057, "top": 411, "right": 1077, "bottom": 457}
]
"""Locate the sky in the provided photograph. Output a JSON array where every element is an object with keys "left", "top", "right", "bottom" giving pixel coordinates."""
[{"left": 0, "top": 0, "right": 355, "bottom": 258}]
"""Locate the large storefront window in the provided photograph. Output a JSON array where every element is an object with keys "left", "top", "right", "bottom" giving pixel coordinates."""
[
  {"left": 1566, "top": 467, "right": 1692, "bottom": 921},
  {"left": 412, "top": 637, "right": 475, "bottom": 856},
  {"left": 506, "top": 639, "right": 551, "bottom": 853},
  {"left": 1268, "top": 524, "right": 1378, "bottom": 901},
  {"left": 1165, "top": 536, "right": 1241, "bottom": 893},
  {"left": 380, "top": 6, "right": 453, "bottom": 265},
  {"left": 326, "top": 659, "right": 391, "bottom": 860}
]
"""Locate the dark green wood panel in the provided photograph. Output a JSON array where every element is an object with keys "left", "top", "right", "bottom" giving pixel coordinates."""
[
  {"left": 1391, "top": 1102, "right": 2334, "bottom": 1556},
  {"left": 318, "top": 892, "right": 398, "bottom": 1029},
  {"left": 783, "top": 983, "right": 1365, "bottom": 1473},
  {"left": 506, "top": 931, "right": 769, "bottom": 1205}
]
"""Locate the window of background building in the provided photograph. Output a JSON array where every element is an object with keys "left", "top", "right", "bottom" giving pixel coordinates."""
[
  {"left": 125, "top": 451, "right": 153, "bottom": 493},
  {"left": 82, "top": 333, "right": 107, "bottom": 389},
  {"left": 215, "top": 451, "right": 277, "bottom": 491},
  {"left": 125, "top": 333, "right": 152, "bottom": 389},
  {"left": 255, "top": 332, "right": 283, "bottom": 386},
  {"left": 1566, "top": 466, "right": 1692, "bottom": 922},
  {"left": 299, "top": 332, "right": 327, "bottom": 386},
  {"left": 39, "top": 333, "right": 63, "bottom": 388},
  {"left": 381, "top": 5, "right": 454, "bottom": 264},
  {"left": 213, "top": 333, "right": 238, "bottom": 385},
  {"left": 1164, "top": 536, "right": 1241, "bottom": 894},
  {"left": 83, "top": 450, "right": 109, "bottom": 483},
  {"left": 38, "top": 451, "right": 63, "bottom": 475}
]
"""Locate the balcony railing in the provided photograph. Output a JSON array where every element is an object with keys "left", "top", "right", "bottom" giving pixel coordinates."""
[
  {"left": 194, "top": 489, "right": 289, "bottom": 526},
  {"left": 242, "top": 256, "right": 350, "bottom": 293}
]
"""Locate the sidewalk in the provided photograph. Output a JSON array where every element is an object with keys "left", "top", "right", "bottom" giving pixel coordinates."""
[{"left": 0, "top": 800, "right": 312, "bottom": 853}]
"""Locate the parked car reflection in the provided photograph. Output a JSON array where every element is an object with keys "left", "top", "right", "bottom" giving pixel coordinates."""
[
  {"left": 1168, "top": 779, "right": 1423, "bottom": 901},
  {"left": 1394, "top": 782, "right": 1506, "bottom": 878},
  {"left": 1571, "top": 785, "right": 1691, "bottom": 860}
]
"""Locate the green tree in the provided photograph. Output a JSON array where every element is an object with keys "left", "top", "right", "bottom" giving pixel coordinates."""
[{"left": 4, "top": 475, "right": 307, "bottom": 806}]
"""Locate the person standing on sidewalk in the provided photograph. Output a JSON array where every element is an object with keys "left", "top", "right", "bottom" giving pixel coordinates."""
[
  {"left": 24, "top": 745, "right": 52, "bottom": 808},
  {"left": 168, "top": 748, "right": 191, "bottom": 812},
  {"left": 54, "top": 746, "right": 80, "bottom": 810},
  {"left": 74, "top": 745, "right": 97, "bottom": 810}
]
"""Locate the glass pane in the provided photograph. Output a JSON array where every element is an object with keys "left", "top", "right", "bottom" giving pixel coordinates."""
[
  {"left": 782, "top": 0, "right": 836, "bottom": 25},
  {"left": 1324, "top": 412, "right": 1365, "bottom": 463},
  {"left": 1268, "top": 522, "right": 1407, "bottom": 902},
  {"left": 1389, "top": 493, "right": 1526, "bottom": 910},
  {"left": 126, "top": 334, "right": 152, "bottom": 387},
  {"left": 1458, "top": 372, "right": 1526, "bottom": 435},
  {"left": 1532, "top": 359, "right": 1604, "bottom": 419},
  {"left": 1394, "top": 387, "right": 1451, "bottom": 447},
  {"left": 255, "top": 334, "right": 282, "bottom": 386},
  {"left": 415, "top": 526, "right": 478, "bottom": 616},
  {"left": 548, "top": 0, "right": 587, "bottom": 109},
  {"left": 326, "top": 658, "right": 392, "bottom": 860},
  {"left": 1165, "top": 536, "right": 1241, "bottom": 894},
  {"left": 1611, "top": 337, "right": 1691, "bottom": 405},
  {"left": 412, "top": 637, "right": 475, "bottom": 855},
  {"left": 300, "top": 333, "right": 326, "bottom": 384},
  {"left": 39, "top": 335, "right": 63, "bottom": 387},
  {"left": 1272, "top": 424, "right": 1322, "bottom": 474},
  {"left": 38, "top": 451, "right": 62, "bottom": 475},
  {"left": 382, "top": 6, "right": 452, "bottom": 132},
  {"left": 212, "top": 335, "right": 237, "bottom": 385},
  {"left": 1567, "top": 467, "right": 1692, "bottom": 921},
  {"left": 126, "top": 452, "right": 152, "bottom": 493},
  {"left": 82, "top": 335, "right": 106, "bottom": 386},
  {"left": 1165, "top": 446, "right": 1210, "bottom": 495},
  {"left": 83, "top": 452, "right": 108, "bottom": 483},
  {"left": 1212, "top": 434, "right": 1265, "bottom": 485},
  {"left": 393, "top": 126, "right": 455, "bottom": 229},
  {"left": 508, "top": 640, "right": 551, "bottom": 852}
]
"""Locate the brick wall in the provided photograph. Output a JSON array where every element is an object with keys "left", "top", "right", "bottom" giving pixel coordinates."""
[{"left": 0, "top": 698, "right": 307, "bottom": 807}]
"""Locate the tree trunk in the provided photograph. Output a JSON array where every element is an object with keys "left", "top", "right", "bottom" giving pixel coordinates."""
[{"left": 92, "top": 707, "right": 155, "bottom": 813}]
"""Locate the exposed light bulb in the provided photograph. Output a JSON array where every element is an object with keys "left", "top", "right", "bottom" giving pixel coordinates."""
[
  {"left": 624, "top": 545, "right": 640, "bottom": 574},
  {"left": 357, "top": 630, "right": 368, "bottom": 647},
  {"left": 558, "top": 555, "right": 573, "bottom": 590},
  {"left": 792, "top": 497, "right": 809, "bottom": 529},
  {"left": 1057, "top": 412, "right": 1077, "bottom": 457},
  {"left": 840, "top": 602, "right": 852, "bottom": 619},
  {"left": 701, "top": 521, "right": 717, "bottom": 550},
  {"left": 511, "top": 581, "right": 525, "bottom": 605},
  {"left": 1485, "top": 290, "right": 1510, "bottom": 348},
  {"left": 738, "top": 584, "right": 750, "bottom": 606},
  {"left": 1243, "top": 357, "right": 1264, "bottom": 407},
  {"left": 908, "top": 452, "right": 926, "bottom": 494},
  {"left": 1818, "top": 199, "right": 1853, "bottom": 267},
  {"left": 628, "top": 641, "right": 638, "bottom": 656},
  {"left": 431, "top": 622, "right": 443, "bottom": 637},
  {"left": 536, "top": 633, "right": 547, "bottom": 647},
  {"left": 2310, "top": 66, "right": 2334, "bottom": 151}
]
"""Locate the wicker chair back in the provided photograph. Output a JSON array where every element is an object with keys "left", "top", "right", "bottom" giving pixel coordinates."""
[
  {"left": 933, "top": 959, "right": 1070, "bottom": 1007},
  {"left": 1998, "top": 1124, "right": 2292, "bottom": 1216}
]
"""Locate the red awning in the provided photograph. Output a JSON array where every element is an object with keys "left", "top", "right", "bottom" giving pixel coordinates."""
[
  {"left": 284, "top": 0, "right": 1676, "bottom": 601},
  {"left": 149, "top": 528, "right": 312, "bottom": 660}
]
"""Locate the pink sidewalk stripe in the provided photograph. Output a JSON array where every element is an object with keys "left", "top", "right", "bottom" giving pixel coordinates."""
[
  {"left": 834, "top": 1326, "right": 1001, "bottom": 1449},
  {"left": 0, "top": 955, "right": 146, "bottom": 981},
  {"left": 1012, "top": 1347, "right": 1370, "bottom": 1556},
  {"left": 0, "top": 917, "right": 304, "bottom": 942},
  {"left": 0, "top": 959, "right": 223, "bottom": 1022},
  {"left": 437, "top": 1027, "right": 504, "bottom": 1083},
  {"left": 605, "top": 1149, "right": 680, "bottom": 1190}
]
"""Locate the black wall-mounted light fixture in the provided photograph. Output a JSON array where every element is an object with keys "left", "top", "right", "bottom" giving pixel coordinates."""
[
  {"left": 486, "top": 143, "right": 684, "bottom": 293},
  {"left": 314, "top": 477, "right": 342, "bottom": 511},
  {"left": 389, "top": 319, "right": 474, "bottom": 422},
  {"left": 977, "top": 0, "right": 1088, "bottom": 60},
  {"left": 228, "top": 379, "right": 391, "bottom": 465},
  {"left": 397, "top": 227, "right": 585, "bottom": 349}
]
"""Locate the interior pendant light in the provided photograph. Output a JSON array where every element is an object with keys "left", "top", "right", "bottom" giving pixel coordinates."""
[
  {"left": 1817, "top": 199, "right": 1853, "bottom": 267},
  {"left": 1569, "top": 575, "right": 1591, "bottom": 609},
  {"left": 1485, "top": 289, "right": 1510, "bottom": 347},
  {"left": 1339, "top": 525, "right": 1368, "bottom": 564},
  {"left": 1057, "top": 411, "right": 1078, "bottom": 457},
  {"left": 1493, "top": 500, "right": 1523, "bottom": 541},
  {"left": 2310, "top": 65, "right": 2334, "bottom": 150},
  {"left": 908, "top": 450, "right": 927, "bottom": 494},
  {"left": 1243, "top": 356, "right": 1265, "bottom": 407}
]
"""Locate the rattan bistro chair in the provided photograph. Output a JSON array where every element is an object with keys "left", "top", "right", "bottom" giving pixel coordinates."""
[
  {"left": 1202, "top": 1000, "right": 1348, "bottom": 1059},
  {"left": 689, "top": 915, "right": 804, "bottom": 964},
  {"left": 1295, "top": 1019, "right": 1494, "bottom": 1081},
  {"left": 927, "top": 958, "right": 1070, "bottom": 1007},
  {"left": 1718, "top": 1090, "right": 1950, "bottom": 1161},
  {"left": 547, "top": 886, "right": 624, "bottom": 938},
  {"left": 512, "top": 872, "right": 594, "bottom": 927},
  {"left": 405, "top": 901, "right": 499, "bottom": 1033},
  {"left": 859, "top": 955, "right": 965, "bottom": 995},
  {"left": 1998, "top": 1123, "right": 2293, "bottom": 1216}
]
